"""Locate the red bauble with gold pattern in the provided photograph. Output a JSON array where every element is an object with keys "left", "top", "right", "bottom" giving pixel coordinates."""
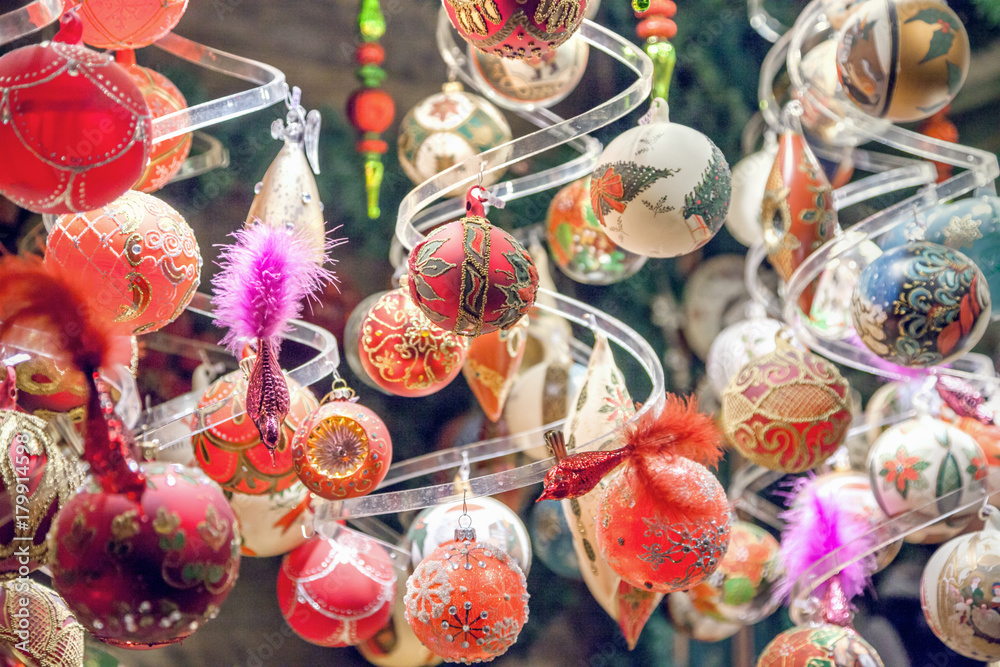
[
  {"left": 0, "top": 19, "right": 152, "bottom": 215},
  {"left": 277, "top": 531, "right": 396, "bottom": 647},
  {"left": 358, "top": 288, "right": 469, "bottom": 397},
  {"left": 596, "top": 456, "right": 731, "bottom": 594},
  {"left": 720, "top": 336, "right": 853, "bottom": 473},
  {"left": 291, "top": 397, "right": 392, "bottom": 500},
  {"left": 761, "top": 129, "right": 838, "bottom": 313},
  {"left": 47, "top": 462, "right": 241, "bottom": 648},
  {"left": 193, "top": 370, "right": 318, "bottom": 496},
  {"left": 444, "top": 0, "right": 588, "bottom": 59},
  {"left": 407, "top": 194, "right": 538, "bottom": 337},
  {"left": 404, "top": 530, "right": 529, "bottom": 662},
  {"left": 757, "top": 624, "right": 884, "bottom": 666},
  {"left": 45, "top": 190, "right": 202, "bottom": 336},
  {"left": 78, "top": 0, "right": 189, "bottom": 49},
  {"left": 120, "top": 56, "right": 192, "bottom": 193}
]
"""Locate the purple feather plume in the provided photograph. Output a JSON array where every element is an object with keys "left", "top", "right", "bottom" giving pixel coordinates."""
[
  {"left": 212, "top": 224, "right": 337, "bottom": 352},
  {"left": 776, "top": 476, "right": 878, "bottom": 604}
]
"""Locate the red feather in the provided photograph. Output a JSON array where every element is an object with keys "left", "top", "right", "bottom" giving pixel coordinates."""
[{"left": 624, "top": 394, "right": 723, "bottom": 469}]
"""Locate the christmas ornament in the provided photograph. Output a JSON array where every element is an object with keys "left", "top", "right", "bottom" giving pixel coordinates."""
[
  {"left": 226, "top": 481, "right": 313, "bottom": 558},
  {"left": 0, "top": 579, "right": 84, "bottom": 667},
  {"left": 405, "top": 497, "right": 532, "bottom": 574},
  {"left": 797, "top": 39, "right": 864, "bottom": 148},
  {"left": 45, "top": 190, "right": 201, "bottom": 336},
  {"left": 836, "top": 0, "right": 970, "bottom": 123},
  {"left": 0, "top": 13, "right": 152, "bottom": 214},
  {"left": 761, "top": 126, "right": 839, "bottom": 314},
  {"left": 851, "top": 241, "right": 990, "bottom": 368},
  {"left": 920, "top": 508, "right": 1000, "bottom": 661},
  {"left": 682, "top": 254, "right": 754, "bottom": 361},
  {"left": 664, "top": 590, "right": 743, "bottom": 642},
  {"left": 725, "top": 139, "right": 778, "bottom": 247},
  {"left": 881, "top": 196, "right": 1000, "bottom": 321},
  {"left": 344, "top": 290, "right": 393, "bottom": 394},
  {"left": 589, "top": 98, "right": 731, "bottom": 258},
  {"left": 529, "top": 499, "right": 581, "bottom": 579},
  {"left": 404, "top": 523, "right": 529, "bottom": 662},
  {"left": 468, "top": 34, "right": 589, "bottom": 108},
  {"left": 721, "top": 334, "right": 853, "bottom": 473},
  {"left": 77, "top": 0, "right": 188, "bottom": 49},
  {"left": 705, "top": 314, "right": 785, "bottom": 397},
  {"left": 248, "top": 88, "right": 328, "bottom": 264},
  {"left": 545, "top": 178, "right": 646, "bottom": 285},
  {"left": 290, "top": 383, "right": 392, "bottom": 500},
  {"left": 118, "top": 52, "right": 192, "bottom": 193},
  {"left": 406, "top": 189, "right": 538, "bottom": 337},
  {"left": 397, "top": 83, "right": 512, "bottom": 197},
  {"left": 810, "top": 472, "right": 901, "bottom": 573},
  {"left": 358, "top": 573, "right": 443, "bottom": 667},
  {"left": 935, "top": 375, "right": 994, "bottom": 426},
  {"left": 505, "top": 349, "right": 583, "bottom": 460},
  {"left": 540, "top": 395, "right": 731, "bottom": 595},
  {"left": 809, "top": 240, "right": 883, "bottom": 339},
  {"left": 192, "top": 370, "right": 319, "bottom": 496},
  {"left": 277, "top": 530, "right": 396, "bottom": 647},
  {"left": 756, "top": 625, "right": 884, "bottom": 666},
  {"left": 462, "top": 318, "right": 528, "bottom": 422},
  {"left": 443, "top": 0, "right": 588, "bottom": 59},
  {"left": 211, "top": 223, "right": 334, "bottom": 458},
  {"left": 868, "top": 414, "right": 987, "bottom": 544},
  {"left": 357, "top": 287, "right": 470, "bottom": 397},
  {"left": 11, "top": 352, "right": 90, "bottom": 426}
]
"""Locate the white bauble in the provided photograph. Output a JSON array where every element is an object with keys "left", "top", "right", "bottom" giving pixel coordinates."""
[
  {"left": 725, "top": 141, "right": 778, "bottom": 247},
  {"left": 705, "top": 317, "right": 785, "bottom": 396},
  {"left": 228, "top": 482, "right": 314, "bottom": 558}
]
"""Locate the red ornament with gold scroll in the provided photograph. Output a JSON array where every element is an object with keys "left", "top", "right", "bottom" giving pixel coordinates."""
[{"left": 443, "top": 0, "right": 589, "bottom": 60}]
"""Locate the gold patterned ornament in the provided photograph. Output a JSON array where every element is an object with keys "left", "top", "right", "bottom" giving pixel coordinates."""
[
  {"left": 468, "top": 34, "right": 589, "bottom": 109},
  {"left": 0, "top": 579, "right": 84, "bottom": 667}
]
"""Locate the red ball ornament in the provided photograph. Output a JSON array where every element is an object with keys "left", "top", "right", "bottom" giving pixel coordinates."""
[
  {"left": 358, "top": 288, "right": 470, "bottom": 397},
  {"left": 48, "top": 462, "right": 241, "bottom": 648},
  {"left": 444, "top": 0, "right": 588, "bottom": 59},
  {"left": 277, "top": 531, "right": 396, "bottom": 647},
  {"left": 193, "top": 370, "right": 318, "bottom": 496},
  {"left": 407, "top": 190, "right": 538, "bottom": 337},
  {"left": 404, "top": 528, "right": 529, "bottom": 662},
  {"left": 291, "top": 393, "right": 392, "bottom": 500},
  {"left": 0, "top": 18, "right": 152, "bottom": 214},
  {"left": 78, "top": 0, "right": 189, "bottom": 49},
  {"left": 757, "top": 624, "right": 884, "bottom": 666},
  {"left": 45, "top": 190, "right": 202, "bottom": 336},
  {"left": 347, "top": 88, "right": 396, "bottom": 135}
]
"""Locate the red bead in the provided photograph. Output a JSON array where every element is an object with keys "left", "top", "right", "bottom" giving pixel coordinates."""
[
  {"left": 0, "top": 42, "right": 152, "bottom": 214},
  {"left": 347, "top": 88, "right": 396, "bottom": 135},
  {"left": 637, "top": 16, "right": 677, "bottom": 40},
  {"left": 356, "top": 138, "right": 389, "bottom": 155},
  {"left": 355, "top": 42, "right": 385, "bottom": 66},
  {"left": 635, "top": 0, "right": 676, "bottom": 18}
]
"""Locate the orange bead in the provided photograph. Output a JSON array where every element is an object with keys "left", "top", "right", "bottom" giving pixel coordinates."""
[
  {"left": 356, "top": 42, "right": 385, "bottom": 66},
  {"left": 635, "top": 0, "right": 676, "bottom": 18},
  {"left": 637, "top": 16, "right": 677, "bottom": 41}
]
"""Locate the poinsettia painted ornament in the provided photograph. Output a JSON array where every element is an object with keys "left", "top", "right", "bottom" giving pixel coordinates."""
[
  {"left": 757, "top": 625, "right": 884, "bottom": 666},
  {"left": 192, "top": 370, "right": 319, "bottom": 496},
  {"left": 211, "top": 223, "right": 334, "bottom": 460},
  {"left": 761, "top": 127, "right": 839, "bottom": 314},
  {"left": 226, "top": 481, "right": 313, "bottom": 558},
  {"left": 589, "top": 98, "right": 730, "bottom": 258},
  {"left": 277, "top": 530, "right": 396, "bottom": 647},
  {"left": 404, "top": 523, "right": 529, "bottom": 662},
  {"left": 462, "top": 318, "right": 528, "bottom": 422},
  {"left": 0, "top": 12, "right": 152, "bottom": 214},
  {"left": 0, "top": 579, "right": 84, "bottom": 667},
  {"left": 407, "top": 188, "right": 539, "bottom": 337},
  {"left": 444, "top": 0, "right": 588, "bottom": 59},
  {"left": 77, "top": 0, "right": 188, "bottom": 48},
  {"left": 836, "top": 0, "right": 970, "bottom": 123},
  {"left": 358, "top": 287, "right": 470, "bottom": 397},
  {"left": 45, "top": 190, "right": 201, "bottom": 336},
  {"left": 851, "top": 241, "right": 990, "bottom": 368},
  {"left": 290, "top": 383, "right": 391, "bottom": 500},
  {"left": 720, "top": 334, "right": 853, "bottom": 473}
]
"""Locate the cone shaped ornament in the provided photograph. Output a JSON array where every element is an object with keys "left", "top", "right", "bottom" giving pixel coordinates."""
[{"left": 463, "top": 318, "right": 529, "bottom": 422}]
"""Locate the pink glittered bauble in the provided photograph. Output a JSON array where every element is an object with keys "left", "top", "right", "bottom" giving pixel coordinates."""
[
  {"left": 0, "top": 39, "right": 151, "bottom": 214},
  {"left": 443, "top": 0, "right": 589, "bottom": 59},
  {"left": 78, "top": 0, "right": 189, "bottom": 49},
  {"left": 48, "top": 463, "right": 241, "bottom": 648},
  {"left": 277, "top": 532, "right": 395, "bottom": 647}
]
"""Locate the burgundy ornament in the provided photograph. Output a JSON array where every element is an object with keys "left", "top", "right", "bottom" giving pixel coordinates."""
[
  {"left": 0, "top": 12, "right": 152, "bottom": 214},
  {"left": 444, "top": 0, "right": 589, "bottom": 60},
  {"left": 407, "top": 188, "right": 538, "bottom": 337}
]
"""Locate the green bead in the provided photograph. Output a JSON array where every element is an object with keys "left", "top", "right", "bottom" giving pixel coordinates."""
[
  {"left": 645, "top": 39, "right": 677, "bottom": 102},
  {"left": 358, "top": 0, "right": 386, "bottom": 41},
  {"left": 632, "top": 0, "right": 650, "bottom": 10},
  {"left": 357, "top": 63, "right": 387, "bottom": 87},
  {"left": 364, "top": 155, "right": 385, "bottom": 219}
]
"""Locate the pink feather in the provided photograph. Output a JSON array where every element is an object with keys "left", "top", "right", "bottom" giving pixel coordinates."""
[
  {"left": 776, "top": 476, "right": 878, "bottom": 603},
  {"left": 212, "top": 224, "right": 338, "bottom": 353}
]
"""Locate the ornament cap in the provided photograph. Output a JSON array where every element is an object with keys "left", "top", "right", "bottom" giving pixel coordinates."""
[
  {"left": 442, "top": 81, "right": 464, "bottom": 94},
  {"left": 641, "top": 97, "right": 671, "bottom": 125},
  {"left": 454, "top": 526, "right": 476, "bottom": 542}
]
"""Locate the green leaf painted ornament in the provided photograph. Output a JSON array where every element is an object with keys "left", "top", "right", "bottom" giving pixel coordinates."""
[{"left": 921, "top": 27, "right": 956, "bottom": 63}]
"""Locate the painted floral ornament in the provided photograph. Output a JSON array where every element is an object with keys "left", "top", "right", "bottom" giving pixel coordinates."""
[
  {"left": 45, "top": 190, "right": 202, "bottom": 336},
  {"left": 226, "top": 481, "right": 313, "bottom": 558},
  {"left": 404, "top": 522, "right": 529, "bottom": 663},
  {"left": 836, "top": 0, "right": 970, "bottom": 123},
  {"left": 468, "top": 34, "right": 589, "bottom": 108},
  {"left": 868, "top": 414, "right": 987, "bottom": 544},
  {"left": 721, "top": 334, "right": 853, "bottom": 473},
  {"left": 462, "top": 318, "right": 529, "bottom": 422},
  {"left": 358, "top": 287, "right": 470, "bottom": 397},
  {"left": 921, "top": 507, "right": 1000, "bottom": 661},
  {"left": 590, "top": 98, "right": 730, "bottom": 258},
  {"left": 444, "top": 0, "right": 588, "bottom": 59},
  {"left": 407, "top": 187, "right": 539, "bottom": 337},
  {"left": 0, "top": 579, "right": 84, "bottom": 667},
  {"left": 851, "top": 241, "right": 990, "bottom": 368},
  {"left": 0, "top": 12, "right": 152, "bottom": 214},
  {"left": 290, "top": 381, "right": 392, "bottom": 500},
  {"left": 757, "top": 625, "right": 884, "bottom": 666}
]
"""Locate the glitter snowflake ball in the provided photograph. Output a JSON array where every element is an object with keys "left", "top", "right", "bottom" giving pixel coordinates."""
[{"left": 404, "top": 528, "right": 529, "bottom": 663}]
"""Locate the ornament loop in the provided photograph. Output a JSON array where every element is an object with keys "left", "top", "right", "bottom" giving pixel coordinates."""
[{"left": 322, "top": 375, "right": 358, "bottom": 404}]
